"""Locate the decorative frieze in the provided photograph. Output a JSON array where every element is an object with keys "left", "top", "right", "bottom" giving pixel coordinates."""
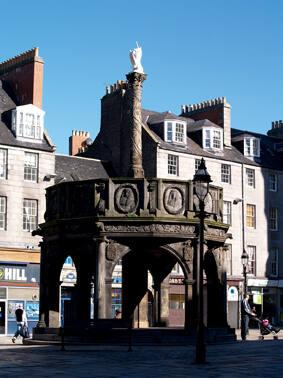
[{"left": 104, "top": 224, "right": 195, "bottom": 234}]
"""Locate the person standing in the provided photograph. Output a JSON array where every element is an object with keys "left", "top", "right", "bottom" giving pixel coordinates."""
[
  {"left": 12, "top": 304, "right": 28, "bottom": 343},
  {"left": 241, "top": 294, "right": 256, "bottom": 340},
  {"left": 114, "top": 309, "right": 122, "bottom": 319}
]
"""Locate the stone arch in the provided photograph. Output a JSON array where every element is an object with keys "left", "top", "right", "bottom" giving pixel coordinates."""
[
  {"left": 204, "top": 247, "right": 227, "bottom": 327},
  {"left": 119, "top": 241, "right": 195, "bottom": 329}
]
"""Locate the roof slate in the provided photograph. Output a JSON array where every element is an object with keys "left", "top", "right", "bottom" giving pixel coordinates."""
[
  {"left": 143, "top": 109, "right": 283, "bottom": 169},
  {"left": 55, "top": 155, "right": 111, "bottom": 183}
]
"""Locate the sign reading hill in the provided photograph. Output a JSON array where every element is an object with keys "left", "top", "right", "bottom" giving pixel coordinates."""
[{"left": 0, "top": 266, "right": 27, "bottom": 281}]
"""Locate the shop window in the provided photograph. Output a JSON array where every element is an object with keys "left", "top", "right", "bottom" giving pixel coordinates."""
[
  {"left": 169, "top": 294, "right": 185, "bottom": 310},
  {"left": 112, "top": 288, "right": 122, "bottom": 317}
]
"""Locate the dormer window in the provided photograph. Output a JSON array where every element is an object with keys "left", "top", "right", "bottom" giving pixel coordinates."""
[
  {"left": 244, "top": 137, "right": 260, "bottom": 157},
  {"left": 203, "top": 127, "right": 223, "bottom": 150},
  {"left": 165, "top": 121, "right": 186, "bottom": 144},
  {"left": 11, "top": 104, "right": 45, "bottom": 143}
]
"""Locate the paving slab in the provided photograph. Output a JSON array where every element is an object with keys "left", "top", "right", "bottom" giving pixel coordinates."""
[{"left": 0, "top": 329, "right": 281, "bottom": 377}]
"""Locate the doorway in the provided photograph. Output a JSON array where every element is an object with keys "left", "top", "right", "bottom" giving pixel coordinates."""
[{"left": 0, "top": 302, "right": 5, "bottom": 334}]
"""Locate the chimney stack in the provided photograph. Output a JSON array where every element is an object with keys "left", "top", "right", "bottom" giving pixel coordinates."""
[
  {"left": 69, "top": 130, "right": 91, "bottom": 155},
  {"left": 267, "top": 120, "right": 283, "bottom": 138},
  {"left": 0, "top": 48, "right": 44, "bottom": 108},
  {"left": 181, "top": 96, "right": 232, "bottom": 147}
]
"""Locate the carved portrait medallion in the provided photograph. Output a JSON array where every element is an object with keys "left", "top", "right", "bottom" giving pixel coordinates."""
[
  {"left": 115, "top": 184, "right": 138, "bottom": 213},
  {"left": 163, "top": 187, "right": 184, "bottom": 215}
]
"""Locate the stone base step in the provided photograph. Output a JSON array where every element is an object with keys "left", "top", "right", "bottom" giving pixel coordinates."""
[{"left": 29, "top": 326, "right": 236, "bottom": 346}]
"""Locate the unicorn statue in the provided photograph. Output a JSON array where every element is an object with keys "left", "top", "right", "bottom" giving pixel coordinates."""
[{"left": 129, "top": 42, "right": 144, "bottom": 74}]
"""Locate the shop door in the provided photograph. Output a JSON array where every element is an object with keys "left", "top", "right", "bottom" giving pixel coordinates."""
[{"left": 0, "top": 302, "right": 5, "bottom": 334}]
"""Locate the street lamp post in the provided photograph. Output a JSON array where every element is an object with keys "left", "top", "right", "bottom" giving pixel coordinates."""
[
  {"left": 241, "top": 250, "right": 249, "bottom": 296},
  {"left": 193, "top": 158, "right": 212, "bottom": 364}
]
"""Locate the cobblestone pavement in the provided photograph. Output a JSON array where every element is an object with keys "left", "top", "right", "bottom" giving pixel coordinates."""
[{"left": 0, "top": 330, "right": 282, "bottom": 377}]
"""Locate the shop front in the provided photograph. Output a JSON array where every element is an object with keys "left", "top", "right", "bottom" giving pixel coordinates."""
[
  {"left": 0, "top": 263, "right": 40, "bottom": 336},
  {"left": 248, "top": 278, "right": 283, "bottom": 325}
]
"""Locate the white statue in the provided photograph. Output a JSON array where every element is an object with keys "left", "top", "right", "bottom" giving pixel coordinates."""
[{"left": 129, "top": 42, "right": 144, "bottom": 74}]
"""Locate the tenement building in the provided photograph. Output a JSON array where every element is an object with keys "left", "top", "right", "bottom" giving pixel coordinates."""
[
  {"left": 80, "top": 70, "right": 283, "bottom": 328},
  {"left": 1, "top": 46, "right": 282, "bottom": 338},
  {"left": 0, "top": 48, "right": 55, "bottom": 335},
  {"left": 0, "top": 49, "right": 109, "bottom": 336},
  {"left": 32, "top": 46, "right": 282, "bottom": 342}
]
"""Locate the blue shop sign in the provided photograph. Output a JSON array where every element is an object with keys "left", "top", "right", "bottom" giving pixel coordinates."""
[{"left": 0, "top": 263, "right": 40, "bottom": 283}]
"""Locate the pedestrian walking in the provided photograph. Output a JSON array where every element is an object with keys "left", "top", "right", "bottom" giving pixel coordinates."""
[
  {"left": 114, "top": 309, "right": 122, "bottom": 319},
  {"left": 241, "top": 294, "right": 256, "bottom": 340},
  {"left": 12, "top": 304, "right": 29, "bottom": 343}
]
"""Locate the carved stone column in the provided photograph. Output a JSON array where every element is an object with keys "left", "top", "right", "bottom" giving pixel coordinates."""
[
  {"left": 37, "top": 242, "right": 47, "bottom": 328},
  {"left": 160, "top": 279, "right": 170, "bottom": 326},
  {"left": 75, "top": 274, "right": 91, "bottom": 323},
  {"left": 184, "top": 278, "right": 193, "bottom": 330},
  {"left": 47, "top": 263, "right": 61, "bottom": 328},
  {"left": 126, "top": 71, "right": 147, "bottom": 178},
  {"left": 95, "top": 238, "right": 106, "bottom": 319},
  {"left": 205, "top": 248, "right": 228, "bottom": 327}
]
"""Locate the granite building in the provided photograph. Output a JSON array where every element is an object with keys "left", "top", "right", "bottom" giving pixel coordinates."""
[
  {"left": 80, "top": 82, "right": 283, "bottom": 328},
  {"left": 0, "top": 48, "right": 55, "bottom": 335}
]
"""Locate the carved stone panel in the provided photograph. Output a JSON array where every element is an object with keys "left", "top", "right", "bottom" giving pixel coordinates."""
[
  {"left": 163, "top": 187, "right": 184, "bottom": 215},
  {"left": 115, "top": 184, "right": 138, "bottom": 214},
  {"left": 106, "top": 241, "right": 117, "bottom": 261},
  {"left": 104, "top": 224, "right": 195, "bottom": 234},
  {"left": 95, "top": 182, "right": 106, "bottom": 215},
  {"left": 182, "top": 241, "right": 193, "bottom": 262}
]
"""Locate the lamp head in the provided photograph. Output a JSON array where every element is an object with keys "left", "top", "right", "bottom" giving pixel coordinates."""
[
  {"left": 193, "top": 158, "right": 212, "bottom": 202},
  {"left": 241, "top": 249, "right": 249, "bottom": 266}
]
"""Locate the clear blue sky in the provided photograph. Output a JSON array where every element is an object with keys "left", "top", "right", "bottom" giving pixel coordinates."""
[{"left": 1, "top": 0, "right": 282, "bottom": 154}]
